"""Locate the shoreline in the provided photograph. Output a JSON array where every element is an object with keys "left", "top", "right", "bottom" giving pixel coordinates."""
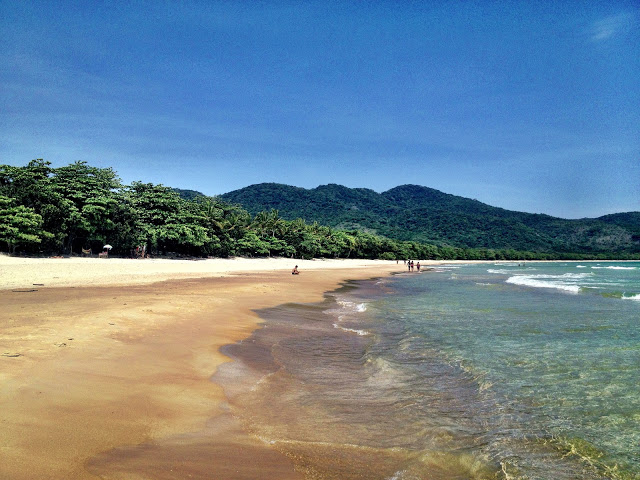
[
  {"left": 2, "top": 256, "right": 615, "bottom": 478},
  {"left": 1, "top": 254, "right": 597, "bottom": 292},
  {"left": 214, "top": 261, "right": 640, "bottom": 479},
  {"left": 3, "top": 254, "right": 629, "bottom": 292},
  {"left": 0, "top": 257, "right": 403, "bottom": 479}
]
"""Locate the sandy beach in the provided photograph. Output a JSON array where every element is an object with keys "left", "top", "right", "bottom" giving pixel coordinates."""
[{"left": 0, "top": 255, "right": 406, "bottom": 479}]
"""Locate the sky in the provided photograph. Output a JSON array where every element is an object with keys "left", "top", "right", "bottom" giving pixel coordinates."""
[{"left": 1, "top": 1, "right": 638, "bottom": 219}]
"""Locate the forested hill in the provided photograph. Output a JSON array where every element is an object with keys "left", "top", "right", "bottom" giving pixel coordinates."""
[
  {"left": 2, "top": 160, "right": 638, "bottom": 259},
  {"left": 221, "top": 183, "right": 640, "bottom": 255}
]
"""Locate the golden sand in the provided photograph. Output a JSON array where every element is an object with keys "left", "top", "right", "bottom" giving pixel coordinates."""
[{"left": 0, "top": 256, "right": 404, "bottom": 479}]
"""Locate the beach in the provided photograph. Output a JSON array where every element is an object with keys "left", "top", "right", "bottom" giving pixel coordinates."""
[
  {"left": 209, "top": 261, "right": 638, "bottom": 480},
  {"left": 3, "top": 257, "right": 637, "bottom": 479},
  {"left": 0, "top": 255, "right": 403, "bottom": 479}
]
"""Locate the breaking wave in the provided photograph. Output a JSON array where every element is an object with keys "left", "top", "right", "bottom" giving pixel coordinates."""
[{"left": 505, "top": 273, "right": 593, "bottom": 293}]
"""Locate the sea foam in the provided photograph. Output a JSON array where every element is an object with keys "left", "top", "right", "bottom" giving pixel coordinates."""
[
  {"left": 592, "top": 266, "right": 637, "bottom": 270},
  {"left": 330, "top": 300, "right": 370, "bottom": 335},
  {"left": 337, "top": 300, "right": 368, "bottom": 312},
  {"left": 622, "top": 293, "right": 640, "bottom": 301},
  {"left": 505, "top": 273, "right": 588, "bottom": 293},
  {"left": 488, "top": 268, "right": 536, "bottom": 275},
  {"left": 332, "top": 323, "right": 370, "bottom": 335}
]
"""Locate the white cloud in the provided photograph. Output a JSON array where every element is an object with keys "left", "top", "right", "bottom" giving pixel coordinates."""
[{"left": 591, "top": 13, "right": 634, "bottom": 41}]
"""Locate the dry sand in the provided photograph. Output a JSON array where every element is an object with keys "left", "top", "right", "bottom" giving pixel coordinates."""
[
  {"left": 0, "top": 255, "right": 407, "bottom": 290},
  {"left": 0, "top": 255, "right": 408, "bottom": 479}
]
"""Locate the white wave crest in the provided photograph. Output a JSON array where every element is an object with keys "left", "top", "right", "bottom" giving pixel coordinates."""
[
  {"left": 333, "top": 323, "right": 370, "bottom": 335},
  {"left": 488, "top": 268, "right": 538, "bottom": 275},
  {"left": 337, "top": 300, "right": 368, "bottom": 312},
  {"left": 505, "top": 274, "right": 583, "bottom": 293},
  {"left": 330, "top": 300, "right": 369, "bottom": 335},
  {"left": 487, "top": 269, "right": 511, "bottom": 275},
  {"left": 622, "top": 294, "right": 640, "bottom": 301},
  {"left": 591, "top": 266, "right": 637, "bottom": 270}
]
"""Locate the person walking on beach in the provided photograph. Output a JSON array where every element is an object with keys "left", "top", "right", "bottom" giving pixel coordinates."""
[
  {"left": 417, "top": 262, "right": 421, "bottom": 271},
  {"left": 410, "top": 261, "right": 414, "bottom": 271},
  {"left": 407, "top": 261, "right": 411, "bottom": 272}
]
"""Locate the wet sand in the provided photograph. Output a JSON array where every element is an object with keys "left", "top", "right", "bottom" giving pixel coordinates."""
[{"left": 0, "top": 257, "right": 402, "bottom": 479}]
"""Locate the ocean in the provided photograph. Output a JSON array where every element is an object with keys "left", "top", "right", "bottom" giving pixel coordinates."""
[{"left": 217, "top": 262, "right": 640, "bottom": 479}]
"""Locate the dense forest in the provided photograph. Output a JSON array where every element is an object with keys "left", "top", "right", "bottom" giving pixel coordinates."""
[
  {"left": 1, "top": 160, "right": 638, "bottom": 261},
  {"left": 222, "top": 183, "right": 640, "bottom": 256}
]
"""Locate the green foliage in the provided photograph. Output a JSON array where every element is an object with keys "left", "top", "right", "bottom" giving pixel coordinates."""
[
  {"left": 1, "top": 161, "right": 638, "bottom": 261},
  {"left": 597, "top": 212, "right": 640, "bottom": 239},
  {"left": 50, "top": 161, "right": 124, "bottom": 253},
  {"left": 0, "top": 159, "right": 62, "bottom": 251},
  {"left": 0, "top": 160, "right": 127, "bottom": 253},
  {"left": 173, "top": 188, "right": 206, "bottom": 201},
  {"left": 0, "top": 195, "right": 52, "bottom": 253},
  {"left": 222, "top": 183, "right": 640, "bottom": 255},
  {"left": 126, "top": 182, "right": 212, "bottom": 254}
]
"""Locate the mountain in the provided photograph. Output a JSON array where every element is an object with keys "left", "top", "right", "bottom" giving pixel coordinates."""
[
  {"left": 172, "top": 188, "right": 206, "bottom": 201},
  {"left": 597, "top": 212, "right": 640, "bottom": 238},
  {"left": 221, "top": 183, "right": 640, "bottom": 255}
]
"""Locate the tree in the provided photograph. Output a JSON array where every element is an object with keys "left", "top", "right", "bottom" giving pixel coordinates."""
[
  {"left": 0, "top": 195, "right": 51, "bottom": 253},
  {"left": 236, "top": 231, "right": 270, "bottom": 257},
  {"left": 249, "top": 209, "right": 288, "bottom": 257},
  {"left": 281, "top": 218, "right": 308, "bottom": 258},
  {"left": 324, "top": 229, "right": 350, "bottom": 258},
  {"left": 3, "top": 159, "right": 636, "bottom": 261},
  {"left": 0, "top": 159, "right": 67, "bottom": 251},
  {"left": 126, "top": 182, "right": 211, "bottom": 255},
  {"left": 49, "top": 161, "right": 123, "bottom": 253}
]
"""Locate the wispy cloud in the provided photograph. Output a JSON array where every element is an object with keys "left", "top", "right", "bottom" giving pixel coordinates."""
[{"left": 591, "top": 13, "right": 634, "bottom": 41}]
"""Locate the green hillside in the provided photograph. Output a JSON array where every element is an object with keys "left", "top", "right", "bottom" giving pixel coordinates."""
[
  {"left": 3, "top": 161, "right": 637, "bottom": 259},
  {"left": 222, "top": 183, "right": 640, "bottom": 255},
  {"left": 172, "top": 188, "right": 206, "bottom": 201}
]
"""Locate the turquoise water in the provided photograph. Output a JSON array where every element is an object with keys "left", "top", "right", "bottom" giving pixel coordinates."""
[
  {"left": 219, "top": 262, "right": 640, "bottom": 479},
  {"left": 349, "top": 262, "right": 640, "bottom": 478}
]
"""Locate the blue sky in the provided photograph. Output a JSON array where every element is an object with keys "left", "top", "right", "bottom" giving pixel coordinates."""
[{"left": 1, "top": 1, "right": 638, "bottom": 218}]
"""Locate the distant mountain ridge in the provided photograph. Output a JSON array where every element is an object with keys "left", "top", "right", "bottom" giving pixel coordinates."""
[{"left": 220, "top": 183, "right": 640, "bottom": 255}]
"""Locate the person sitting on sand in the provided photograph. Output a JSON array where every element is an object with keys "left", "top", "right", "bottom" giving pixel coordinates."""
[{"left": 292, "top": 265, "right": 299, "bottom": 275}]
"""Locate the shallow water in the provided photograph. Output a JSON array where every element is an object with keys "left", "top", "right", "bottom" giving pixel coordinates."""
[{"left": 216, "top": 263, "right": 640, "bottom": 479}]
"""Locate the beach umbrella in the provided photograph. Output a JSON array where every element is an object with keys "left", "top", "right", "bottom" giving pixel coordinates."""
[{"left": 103, "top": 244, "right": 113, "bottom": 250}]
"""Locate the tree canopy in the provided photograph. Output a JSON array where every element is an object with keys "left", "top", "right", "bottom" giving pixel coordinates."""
[{"left": 1, "top": 160, "right": 638, "bottom": 261}]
